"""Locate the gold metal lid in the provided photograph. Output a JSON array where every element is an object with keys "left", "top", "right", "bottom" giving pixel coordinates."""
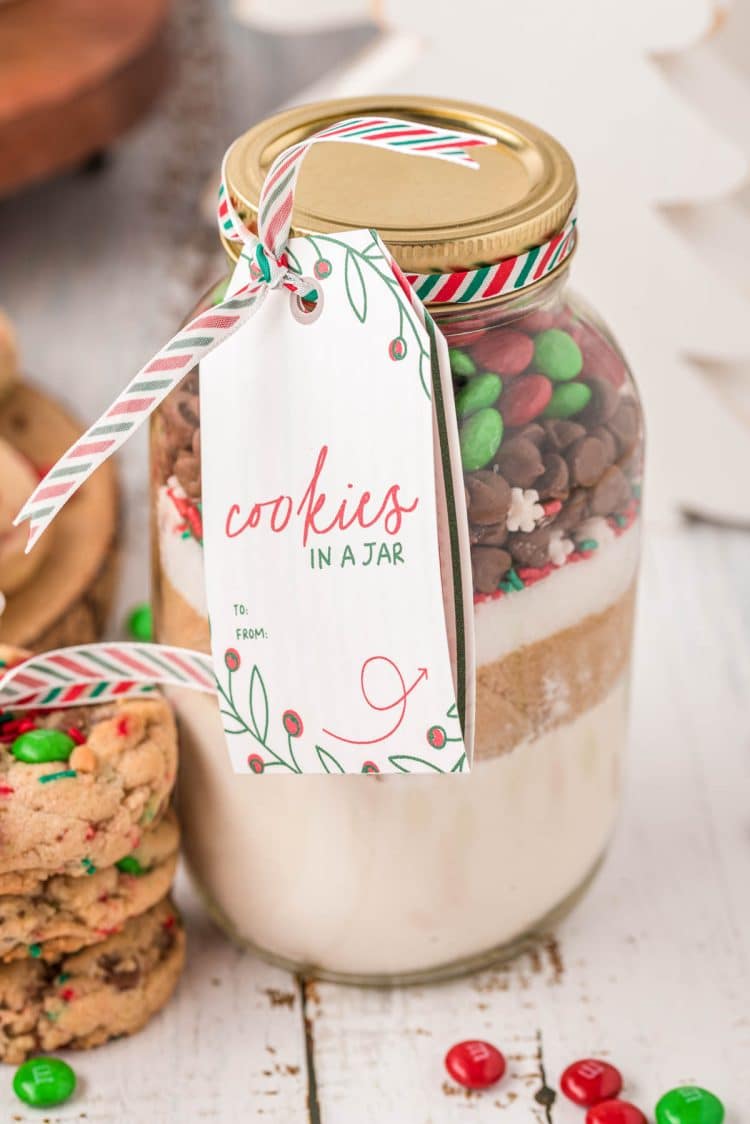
[{"left": 224, "top": 95, "right": 577, "bottom": 274}]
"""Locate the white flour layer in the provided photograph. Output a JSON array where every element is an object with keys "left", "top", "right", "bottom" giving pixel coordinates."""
[
  {"left": 475, "top": 525, "right": 640, "bottom": 667},
  {"left": 174, "top": 680, "right": 628, "bottom": 978}
]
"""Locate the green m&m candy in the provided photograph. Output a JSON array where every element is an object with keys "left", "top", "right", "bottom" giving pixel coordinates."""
[
  {"left": 543, "top": 381, "right": 592, "bottom": 418},
  {"left": 449, "top": 347, "right": 476, "bottom": 376},
  {"left": 127, "top": 602, "right": 153, "bottom": 642},
  {"left": 533, "top": 328, "right": 583, "bottom": 381},
  {"left": 655, "top": 1086, "right": 724, "bottom": 1124},
  {"left": 455, "top": 372, "right": 502, "bottom": 417},
  {"left": 116, "top": 854, "right": 146, "bottom": 876},
  {"left": 11, "top": 729, "right": 75, "bottom": 764},
  {"left": 13, "top": 1056, "right": 76, "bottom": 1108},
  {"left": 459, "top": 407, "right": 503, "bottom": 471}
]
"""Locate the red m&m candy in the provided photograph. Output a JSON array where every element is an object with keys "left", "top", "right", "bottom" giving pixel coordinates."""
[
  {"left": 561, "top": 1059, "right": 623, "bottom": 1106},
  {"left": 500, "top": 373, "right": 553, "bottom": 426},
  {"left": 471, "top": 329, "right": 534, "bottom": 377},
  {"left": 445, "top": 1040, "right": 506, "bottom": 1089},
  {"left": 587, "top": 1100, "right": 648, "bottom": 1124}
]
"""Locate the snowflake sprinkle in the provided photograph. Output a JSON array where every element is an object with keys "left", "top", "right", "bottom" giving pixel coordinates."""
[
  {"left": 548, "top": 528, "right": 575, "bottom": 567},
  {"left": 506, "top": 488, "right": 544, "bottom": 533}
]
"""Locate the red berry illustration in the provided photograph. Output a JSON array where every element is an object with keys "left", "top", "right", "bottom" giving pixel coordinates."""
[
  {"left": 247, "top": 754, "right": 265, "bottom": 774},
  {"left": 388, "top": 336, "right": 407, "bottom": 361},
  {"left": 282, "top": 709, "right": 304, "bottom": 738},
  {"left": 427, "top": 725, "right": 447, "bottom": 749},
  {"left": 361, "top": 761, "right": 380, "bottom": 774},
  {"left": 314, "top": 258, "right": 332, "bottom": 279},
  {"left": 224, "top": 648, "right": 241, "bottom": 672}
]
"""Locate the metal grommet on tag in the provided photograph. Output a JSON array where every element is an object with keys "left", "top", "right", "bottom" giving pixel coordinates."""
[{"left": 290, "top": 286, "right": 324, "bottom": 324}]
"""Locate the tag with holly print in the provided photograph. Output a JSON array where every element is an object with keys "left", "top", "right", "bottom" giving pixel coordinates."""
[{"left": 200, "top": 229, "right": 475, "bottom": 775}]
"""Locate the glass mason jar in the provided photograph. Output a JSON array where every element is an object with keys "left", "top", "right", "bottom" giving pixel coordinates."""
[{"left": 151, "top": 97, "right": 642, "bottom": 984}]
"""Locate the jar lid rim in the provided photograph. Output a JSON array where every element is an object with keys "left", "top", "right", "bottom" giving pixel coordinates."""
[{"left": 223, "top": 95, "right": 577, "bottom": 274}]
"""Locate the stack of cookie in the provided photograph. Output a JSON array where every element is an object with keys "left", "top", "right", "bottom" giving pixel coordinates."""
[{"left": 0, "top": 646, "right": 185, "bottom": 1064}]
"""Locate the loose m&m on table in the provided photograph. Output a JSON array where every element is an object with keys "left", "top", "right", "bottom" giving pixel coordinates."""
[
  {"left": 13, "top": 1056, "right": 76, "bottom": 1108},
  {"left": 444, "top": 1040, "right": 506, "bottom": 1089},
  {"left": 655, "top": 1086, "right": 725, "bottom": 1124},
  {"left": 587, "top": 1100, "right": 647, "bottom": 1124},
  {"left": 561, "top": 1058, "right": 623, "bottom": 1106}
]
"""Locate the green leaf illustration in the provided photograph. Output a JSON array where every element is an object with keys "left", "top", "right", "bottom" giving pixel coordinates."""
[
  {"left": 388, "top": 755, "right": 445, "bottom": 774},
  {"left": 418, "top": 350, "right": 432, "bottom": 400},
  {"left": 285, "top": 247, "right": 303, "bottom": 275},
  {"left": 219, "top": 710, "right": 248, "bottom": 737},
  {"left": 248, "top": 665, "right": 269, "bottom": 745},
  {"left": 446, "top": 703, "right": 458, "bottom": 719},
  {"left": 450, "top": 753, "right": 467, "bottom": 773},
  {"left": 315, "top": 745, "right": 345, "bottom": 774},
  {"left": 344, "top": 249, "right": 367, "bottom": 323}
]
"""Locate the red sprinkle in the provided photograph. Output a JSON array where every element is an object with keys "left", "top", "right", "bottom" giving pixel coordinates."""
[
  {"left": 84, "top": 825, "right": 97, "bottom": 841},
  {"left": 162, "top": 915, "right": 176, "bottom": 931},
  {"left": 116, "top": 717, "right": 130, "bottom": 737},
  {"left": 0, "top": 723, "right": 36, "bottom": 741},
  {"left": 67, "top": 727, "right": 87, "bottom": 746},
  {"left": 60, "top": 988, "right": 76, "bottom": 1002},
  {"left": 542, "top": 499, "right": 562, "bottom": 518},
  {"left": 0, "top": 785, "right": 15, "bottom": 796},
  {"left": 586, "top": 1100, "right": 647, "bottom": 1124},
  {"left": 561, "top": 1060, "right": 623, "bottom": 1107},
  {"left": 445, "top": 1040, "right": 506, "bottom": 1090}
]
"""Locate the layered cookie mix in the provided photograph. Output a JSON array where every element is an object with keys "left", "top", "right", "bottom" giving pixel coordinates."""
[
  {"left": 151, "top": 284, "right": 642, "bottom": 980},
  {"left": 449, "top": 303, "right": 642, "bottom": 759}
]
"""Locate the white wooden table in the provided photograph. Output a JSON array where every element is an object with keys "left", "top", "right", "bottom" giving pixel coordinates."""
[{"left": 0, "top": 4, "right": 747, "bottom": 1120}]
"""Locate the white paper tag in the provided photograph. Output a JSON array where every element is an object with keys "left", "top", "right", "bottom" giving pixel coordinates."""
[{"left": 200, "top": 230, "right": 474, "bottom": 774}]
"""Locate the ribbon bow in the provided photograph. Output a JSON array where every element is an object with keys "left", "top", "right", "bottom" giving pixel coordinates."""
[{"left": 14, "top": 115, "right": 493, "bottom": 552}]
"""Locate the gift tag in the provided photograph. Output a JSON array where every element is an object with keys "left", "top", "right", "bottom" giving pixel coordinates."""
[{"left": 200, "top": 230, "right": 474, "bottom": 774}]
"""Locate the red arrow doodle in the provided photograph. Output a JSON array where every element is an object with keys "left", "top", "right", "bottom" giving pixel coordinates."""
[{"left": 322, "top": 656, "right": 429, "bottom": 746}]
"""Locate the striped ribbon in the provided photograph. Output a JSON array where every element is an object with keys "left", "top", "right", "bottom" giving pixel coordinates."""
[
  {"left": 14, "top": 116, "right": 495, "bottom": 552},
  {"left": 0, "top": 644, "right": 216, "bottom": 710},
  {"left": 405, "top": 207, "right": 577, "bottom": 304}
]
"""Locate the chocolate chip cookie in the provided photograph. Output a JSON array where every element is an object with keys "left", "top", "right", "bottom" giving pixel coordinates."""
[
  {"left": 0, "top": 679, "right": 178, "bottom": 877},
  {"left": 0, "top": 897, "right": 185, "bottom": 1064},
  {"left": 0, "top": 810, "right": 179, "bottom": 962}
]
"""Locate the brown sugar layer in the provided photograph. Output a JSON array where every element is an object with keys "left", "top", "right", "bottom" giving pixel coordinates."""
[
  {"left": 154, "top": 546, "right": 635, "bottom": 765},
  {"left": 475, "top": 582, "right": 636, "bottom": 761},
  {"left": 153, "top": 565, "right": 210, "bottom": 655}
]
